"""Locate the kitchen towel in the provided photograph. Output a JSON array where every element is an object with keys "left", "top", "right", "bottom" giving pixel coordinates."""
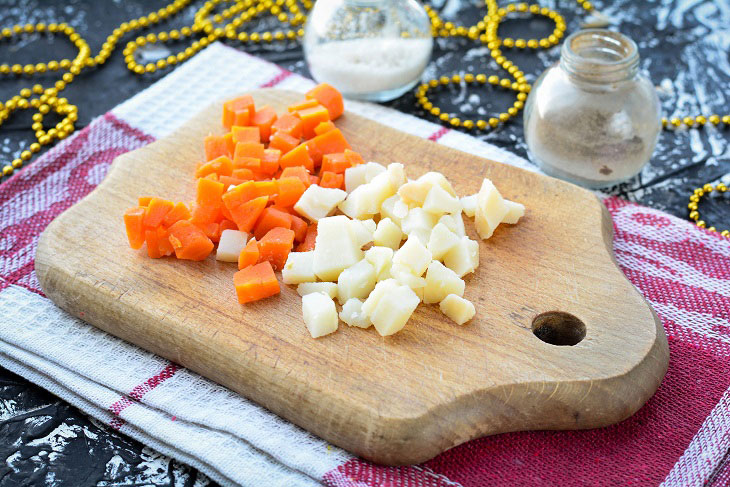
[{"left": 1, "top": 42, "right": 729, "bottom": 486}]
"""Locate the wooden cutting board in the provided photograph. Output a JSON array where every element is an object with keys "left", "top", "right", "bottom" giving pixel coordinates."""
[{"left": 35, "top": 89, "right": 669, "bottom": 466}]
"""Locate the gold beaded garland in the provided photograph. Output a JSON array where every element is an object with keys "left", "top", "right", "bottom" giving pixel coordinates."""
[{"left": 687, "top": 183, "right": 728, "bottom": 236}]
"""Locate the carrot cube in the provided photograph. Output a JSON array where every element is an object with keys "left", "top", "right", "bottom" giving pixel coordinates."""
[
  {"left": 232, "top": 168, "right": 256, "bottom": 180},
  {"left": 167, "top": 220, "right": 214, "bottom": 261},
  {"left": 288, "top": 99, "right": 319, "bottom": 113},
  {"left": 124, "top": 206, "right": 146, "bottom": 250},
  {"left": 228, "top": 195, "right": 268, "bottom": 233},
  {"left": 138, "top": 196, "right": 152, "bottom": 207},
  {"left": 204, "top": 134, "right": 233, "bottom": 161},
  {"left": 271, "top": 113, "right": 303, "bottom": 138},
  {"left": 344, "top": 149, "right": 364, "bottom": 166},
  {"left": 145, "top": 227, "right": 174, "bottom": 259},
  {"left": 219, "top": 175, "right": 245, "bottom": 188},
  {"left": 269, "top": 131, "right": 300, "bottom": 155},
  {"left": 143, "top": 198, "right": 174, "bottom": 228},
  {"left": 306, "top": 129, "right": 351, "bottom": 166},
  {"left": 235, "top": 157, "right": 261, "bottom": 171},
  {"left": 252, "top": 105, "right": 278, "bottom": 142},
  {"left": 296, "top": 104, "right": 330, "bottom": 139},
  {"left": 258, "top": 227, "right": 296, "bottom": 271},
  {"left": 260, "top": 149, "right": 281, "bottom": 176},
  {"left": 279, "top": 143, "right": 314, "bottom": 172},
  {"left": 296, "top": 223, "right": 317, "bottom": 252},
  {"left": 288, "top": 214, "right": 308, "bottom": 242},
  {"left": 280, "top": 166, "right": 311, "bottom": 187},
  {"left": 314, "top": 121, "right": 336, "bottom": 136},
  {"left": 223, "top": 95, "right": 254, "bottom": 130},
  {"left": 306, "top": 83, "right": 344, "bottom": 120},
  {"left": 320, "top": 152, "right": 350, "bottom": 174},
  {"left": 222, "top": 181, "right": 258, "bottom": 209},
  {"left": 233, "top": 261, "right": 280, "bottom": 304},
  {"left": 195, "top": 155, "right": 233, "bottom": 178},
  {"left": 162, "top": 202, "right": 192, "bottom": 228},
  {"left": 238, "top": 237, "right": 260, "bottom": 270},
  {"left": 319, "top": 171, "right": 344, "bottom": 189},
  {"left": 254, "top": 207, "right": 292, "bottom": 241},
  {"left": 231, "top": 125, "right": 260, "bottom": 144},
  {"left": 275, "top": 177, "right": 306, "bottom": 207},
  {"left": 234, "top": 141, "right": 265, "bottom": 161}
]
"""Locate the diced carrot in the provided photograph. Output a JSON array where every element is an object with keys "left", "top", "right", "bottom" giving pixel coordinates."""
[
  {"left": 287, "top": 99, "right": 319, "bottom": 113},
  {"left": 195, "top": 155, "right": 233, "bottom": 178},
  {"left": 204, "top": 134, "right": 232, "bottom": 161},
  {"left": 223, "top": 132, "right": 236, "bottom": 156},
  {"left": 234, "top": 156, "right": 261, "bottom": 171},
  {"left": 319, "top": 171, "right": 344, "bottom": 189},
  {"left": 260, "top": 149, "right": 280, "bottom": 176},
  {"left": 268, "top": 131, "right": 299, "bottom": 154},
  {"left": 238, "top": 237, "right": 259, "bottom": 270},
  {"left": 296, "top": 104, "right": 330, "bottom": 139},
  {"left": 296, "top": 224, "right": 317, "bottom": 252},
  {"left": 222, "top": 95, "right": 254, "bottom": 130},
  {"left": 306, "top": 128, "right": 351, "bottom": 166},
  {"left": 219, "top": 175, "right": 245, "bottom": 188},
  {"left": 145, "top": 227, "right": 174, "bottom": 259},
  {"left": 254, "top": 207, "right": 292, "bottom": 240},
  {"left": 234, "top": 141, "right": 265, "bottom": 162},
  {"left": 344, "top": 149, "right": 365, "bottom": 166},
  {"left": 252, "top": 171, "right": 273, "bottom": 181},
  {"left": 306, "top": 83, "right": 344, "bottom": 120},
  {"left": 194, "top": 220, "right": 221, "bottom": 242},
  {"left": 204, "top": 173, "right": 219, "bottom": 182},
  {"left": 191, "top": 177, "right": 225, "bottom": 224},
  {"left": 252, "top": 105, "right": 277, "bottom": 143},
  {"left": 271, "top": 205, "right": 294, "bottom": 214},
  {"left": 167, "top": 220, "right": 214, "bottom": 261},
  {"left": 233, "top": 261, "right": 280, "bottom": 304},
  {"left": 320, "top": 152, "right": 350, "bottom": 174},
  {"left": 162, "top": 202, "right": 192, "bottom": 228},
  {"left": 232, "top": 168, "right": 255, "bottom": 180},
  {"left": 257, "top": 227, "right": 295, "bottom": 271},
  {"left": 191, "top": 202, "right": 221, "bottom": 225},
  {"left": 124, "top": 207, "right": 146, "bottom": 250},
  {"left": 219, "top": 219, "right": 238, "bottom": 233},
  {"left": 280, "top": 165, "right": 311, "bottom": 187},
  {"left": 222, "top": 181, "right": 258, "bottom": 210},
  {"left": 271, "top": 113, "right": 303, "bottom": 138},
  {"left": 228, "top": 195, "right": 268, "bottom": 232},
  {"left": 138, "top": 196, "right": 152, "bottom": 207},
  {"left": 314, "top": 120, "right": 336, "bottom": 136},
  {"left": 231, "top": 125, "right": 260, "bottom": 143},
  {"left": 288, "top": 214, "right": 307, "bottom": 242},
  {"left": 143, "top": 198, "right": 174, "bottom": 228},
  {"left": 253, "top": 180, "right": 278, "bottom": 199},
  {"left": 309, "top": 175, "right": 320, "bottom": 186},
  {"left": 279, "top": 143, "right": 314, "bottom": 172},
  {"left": 275, "top": 177, "right": 306, "bottom": 207}
]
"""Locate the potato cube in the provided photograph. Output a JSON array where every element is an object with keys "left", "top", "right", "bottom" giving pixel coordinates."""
[
  {"left": 339, "top": 172, "right": 395, "bottom": 219},
  {"left": 282, "top": 251, "right": 316, "bottom": 284},
  {"left": 475, "top": 178, "right": 508, "bottom": 239},
  {"left": 439, "top": 294, "right": 476, "bottom": 325},
  {"left": 393, "top": 236, "right": 432, "bottom": 276},
  {"left": 423, "top": 260, "right": 465, "bottom": 304},
  {"left": 339, "top": 298, "right": 371, "bottom": 328},
  {"left": 427, "top": 222, "right": 460, "bottom": 261},
  {"left": 390, "top": 263, "right": 427, "bottom": 295},
  {"left": 397, "top": 179, "right": 431, "bottom": 206},
  {"left": 373, "top": 217, "right": 403, "bottom": 249},
  {"left": 438, "top": 213, "right": 466, "bottom": 237},
  {"left": 401, "top": 207, "right": 438, "bottom": 236},
  {"left": 369, "top": 282, "right": 421, "bottom": 336},
  {"left": 312, "top": 215, "right": 364, "bottom": 281},
  {"left": 379, "top": 195, "right": 405, "bottom": 225},
  {"left": 361, "top": 278, "right": 399, "bottom": 318},
  {"left": 460, "top": 194, "right": 477, "bottom": 217},
  {"left": 294, "top": 185, "right": 347, "bottom": 222},
  {"left": 443, "top": 236, "right": 479, "bottom": 277},
  {"left": 349, "top": 219, "right": 376, "bottom": 248},
  {"left": 215, "top": 230, "right": 248, "bottom": 262},
  {"left": 422, "top": 184, "right": 462, "bottom": 216},
  {"left": 302, "top": 292, "right": 339, "bottom": 338},
  {"left": 297, "top": 282, "right": 338, "bottom": 299},
  {"left": 417, "top": 171, "right": 457, "bottom": 196},
  {"left": 386, "top": 162, "right": 407, "bottom": 189},
  {"left": 344, "top": 162, "right": 385, "bottom": 192},
  {"left": 364, "top": 246, "right": 393, "bottom": 280},
  {"left": 337, "top": 259, "right": 377, "bottom": 304},
  {"left": 503, "top": 199, "right": 525, "bottom": 224}
]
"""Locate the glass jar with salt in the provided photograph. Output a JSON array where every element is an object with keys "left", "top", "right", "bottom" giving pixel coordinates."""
[
  {"left": 303, "top": 0, "right": 433, "bottom": 102},
  {"left": 523, "top": 29, "right": 661, "bottom": 188}
]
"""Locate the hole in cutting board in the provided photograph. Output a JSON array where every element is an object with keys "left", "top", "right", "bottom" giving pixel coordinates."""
[{"left": 532, "top": 312, "right": 586, "bottom": 346}]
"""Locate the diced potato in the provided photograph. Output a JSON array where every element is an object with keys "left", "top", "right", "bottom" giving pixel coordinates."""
[
  {"left": 361, "top": 279, "right": 399, "bottom": 318},
  {"left": 373, "top": 217, "right": 403, "bottom": 249},
  {"left": 364, "top": 246, "right": 393, "bottom": 280},
  {"left": 312, "top": 215, "right": 364, "bottom": 281},
  {"left": 401, "top": 207, "right": 438, "bottom": 237},
  {"left": 474, "top": 178, "right": 508, "bottom": 240},
  {"left": 438, "top": 212, "right": 466, "bottom": 237},
  {"left": 297, "top": 282, "right": 338, "bottom": 299},
  {"left": 339, "top": 171, "right": 395, "bottom": 220},
  {"left": 337, "top": 259, "right": 377, "bottom": 304},
  {"left": 460, "top": 194, "right": 477, "bottom": 217},
  {"left": 422, "top": 184, "right": 462, "bottom": 216},
  {"left": 215, "top": 229, "right": 248, "bottom": 262},
  {"left": 344, "top": 161, "right": 385, "bottom": 192},
  {"left": 423, "top": 260, "right": 465, "bottom": 304},
  {"left": 443, "top": 236, "right": 479, "bottom": 277},
  {"left": 439, "top": 294, "right": 476, "bottom": 325},
  {"left": 282, "top": 251, "right": 316, "bottom": 284},
  {"left": 390, "top": 263, "right": 427, "bottom": 295},
  {"left": 349, "top": 219, "right": 376, "bottom": 248},
  {"left": 379, "top": 194, "right": 404, "bottom": 225},
  {"left": 408, "top": 228, "right": 432, "bottom": 246},
  {"left": 397, "top": 179, "right": 431, "bottom": 206},
  {"left": 294, "top": 185, "right": 347, "bottom": 222},
  {"left": 302, "top": 292, "right": 338, "bottom": 338},
  {"left": 369, "top": 282, "right": 421, "bottom": 336},
  {"left": 503, "top": 199, "right": 525, "bottom": 224},
  {"left": 386, "top": 162, "right": 407, "bottom": 190},
  {"left": 393, "top": 236, "right": 432, "bottom": 276},
  {"left": 417, "top": 171, "right": 456, "bottom": 196},
  {"left": 427, "top": 222, "right": 460, "bottom": 261},
  {"left": 339, "top": 298, "right": 371, "bottom": 328}
]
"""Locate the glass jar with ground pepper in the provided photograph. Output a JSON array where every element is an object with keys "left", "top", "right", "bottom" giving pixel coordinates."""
[{"left": 523, "top": 29, "right": 662, "bottom": 188}]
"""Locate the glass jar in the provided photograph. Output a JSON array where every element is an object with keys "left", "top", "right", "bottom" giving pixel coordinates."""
[
  {"left": 303, "top": 0, "right": 433, "bottom": 102},
  {"left": 523, "top": 29, "right": 661, "bottom": 188}
]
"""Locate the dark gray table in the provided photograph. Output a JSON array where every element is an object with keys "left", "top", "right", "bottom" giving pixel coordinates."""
[{"left": 1, "top": 0, "right": 728, "bottom": 485}]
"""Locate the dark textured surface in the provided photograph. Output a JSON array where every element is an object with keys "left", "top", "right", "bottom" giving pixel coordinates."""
[{"left": 0, "top": 0, "right": 728, "bottom": 485}]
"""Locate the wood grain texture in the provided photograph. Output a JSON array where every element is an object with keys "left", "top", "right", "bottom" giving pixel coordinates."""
[{"left": 35, "top": 89, "right": 669, "bottom": 466}]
